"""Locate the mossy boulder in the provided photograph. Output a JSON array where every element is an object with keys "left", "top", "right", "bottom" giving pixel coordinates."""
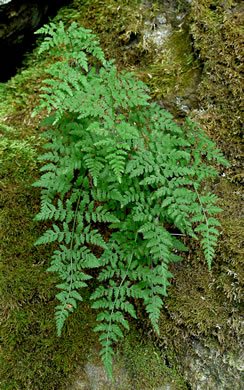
[{"left": 0, "top": 1, "right": 243, "bottom": 389}]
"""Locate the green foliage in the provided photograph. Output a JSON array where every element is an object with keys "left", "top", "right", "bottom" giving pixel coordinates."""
[{"left": 33, "top": 21, "right": 229, "bottom": 380}]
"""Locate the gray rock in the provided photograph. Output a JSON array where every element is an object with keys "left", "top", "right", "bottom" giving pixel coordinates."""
[
  {"left": 142, "top": 15, "right": 172, "bottom": 50},
  {"left": 66, "top": 352, "right": 131, "bottom": 390},
  {"left": 0, "top": 0, "right": 12, "bottom": 6},
  {"left": 180, "top": 339, "right": 244, "bottom": 390}
]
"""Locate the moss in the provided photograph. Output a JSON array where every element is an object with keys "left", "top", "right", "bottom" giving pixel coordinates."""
[
  {"left": 189, "top": 0, "right": 243, "bottom": 183},
  {"left": 0, "top": 176, "right": 101, "bottom": 389},
  {"left": 213, "top": 179, "right": 243, "bottom": 305},
  {"left": 72, "top": 0, "right": 147, "bottom": 68},
  {"left": 140, "top": 27, "right": 202, "bottom": 109},
  {"left": 0, "top": 124, "right": 40, "bottom": 182},
  {"left": 116, "top": 326, "right": 188, "bottom": 390},
  {"left": 155, "top": 176, "right": 243, "bottom": 357}
]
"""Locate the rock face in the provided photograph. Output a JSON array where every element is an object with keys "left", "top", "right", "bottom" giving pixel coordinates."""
[
  {"left": 0, "top": 0, "right": 71, "bottom": 81},
  {"left": 179, "top": 339, "right": 244, "bottom": 390},
  {"left": 66, "top": 349, "right": 182, "bottom": 390}
]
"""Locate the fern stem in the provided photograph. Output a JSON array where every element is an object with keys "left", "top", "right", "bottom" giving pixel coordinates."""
[{"left": 58, "top": 192, "right": 82, "bottom": 331}]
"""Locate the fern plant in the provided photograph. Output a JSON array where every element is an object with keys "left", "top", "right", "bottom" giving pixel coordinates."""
[{"left": 33, "top": 21, "right": 229, "bottom": 379}]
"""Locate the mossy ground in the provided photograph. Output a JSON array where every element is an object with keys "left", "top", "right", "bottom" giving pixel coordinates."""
[{"left": 0, "top": 0, "right": 243, "bottom": 389}]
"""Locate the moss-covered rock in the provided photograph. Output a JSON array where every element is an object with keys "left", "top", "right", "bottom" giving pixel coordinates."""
[
  {"left": 0, "top": 0, "right": 243, "bottom": 389},
  {"left": 189, "top": 0, "right": 243, "bottom": 183},
  {"left": 180, "top": 338, "right": 243, "bottom": 390}
]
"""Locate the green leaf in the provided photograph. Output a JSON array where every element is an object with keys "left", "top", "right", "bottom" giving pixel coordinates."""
[{"left": 70, "top": 290, "right": 83, "bottom": 301}]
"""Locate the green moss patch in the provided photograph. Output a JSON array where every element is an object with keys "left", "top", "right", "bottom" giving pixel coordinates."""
[
  {"left": 140, "top": 27, "right": 202, "bottom": 115},
  {"left": 117, "top": 329, "right": 188, "bottom": 390},
  {"left": 189, "top": 0, "right": 243, "bottom": 183},
  {"left": 156, "top": 177, "right": 243, "bottom": 355}
]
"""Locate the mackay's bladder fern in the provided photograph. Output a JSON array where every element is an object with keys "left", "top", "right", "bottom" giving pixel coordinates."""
[{"left": 32, "top": 21, "right": 229, "bottom": 379}]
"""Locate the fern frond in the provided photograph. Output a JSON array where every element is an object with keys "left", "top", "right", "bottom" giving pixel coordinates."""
[
  {"left": 145, "top": 295, "right": 163, "bottom": 335},
  {"left": 33, "top": 20, "right": 229, "bottom": 380}
]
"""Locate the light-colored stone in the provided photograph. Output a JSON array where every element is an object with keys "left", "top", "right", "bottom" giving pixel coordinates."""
[
  {"left": 66, "top": 352, "right": 131, "bottom": 390},
  {"left": 142, "top": 16, "right": 172, "bottom": 50},
  {"left": 180, "top": 339, "right": 244, "bottom": 390},
  {"left": 0, "top": 0, "right": 12, "bottom": 5}
]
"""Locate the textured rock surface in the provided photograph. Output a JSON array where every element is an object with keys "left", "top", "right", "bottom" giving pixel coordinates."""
[
  {"left": 66, "top": 351, "right": 180, "bottom": 390},
  {"left": 180, "top": 339, "right": 244, "bottom": 390},
  {"left": 119, "top": 0, "right": 202, "bottom": 116},
  {"left": 0, "top": 0, "right": 71, "bottom": 81}
]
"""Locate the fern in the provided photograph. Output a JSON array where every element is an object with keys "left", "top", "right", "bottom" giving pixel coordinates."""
[{"left": 33, "top": 21, "right": 230, "bottom": 380}]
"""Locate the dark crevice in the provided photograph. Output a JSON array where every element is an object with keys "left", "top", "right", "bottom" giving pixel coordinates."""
[{"left": 0, "top": 0, "right": 72, "bottom": 82}]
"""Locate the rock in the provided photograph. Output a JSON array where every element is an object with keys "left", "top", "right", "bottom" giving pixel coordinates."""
[
  {"left": 180, "top": 339, "right": 244, "bottom": 390},
  {"left": 0, "top": 1, "right": 12, "bottom": 5},
  {"left": 67, "top": 359, "right": 182, "bottom": 390},
  {"left": 0, "top": 0, "right": 72, "bottom": 81},
  {"left": 66, "top": 351, "right": 131, "bottom": 390},
  {"left": 65, "top": 346, "right": 185, "bottom": 390},
  {"left": 142, "top": 13, "right": 172, "bottom": 51}
]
